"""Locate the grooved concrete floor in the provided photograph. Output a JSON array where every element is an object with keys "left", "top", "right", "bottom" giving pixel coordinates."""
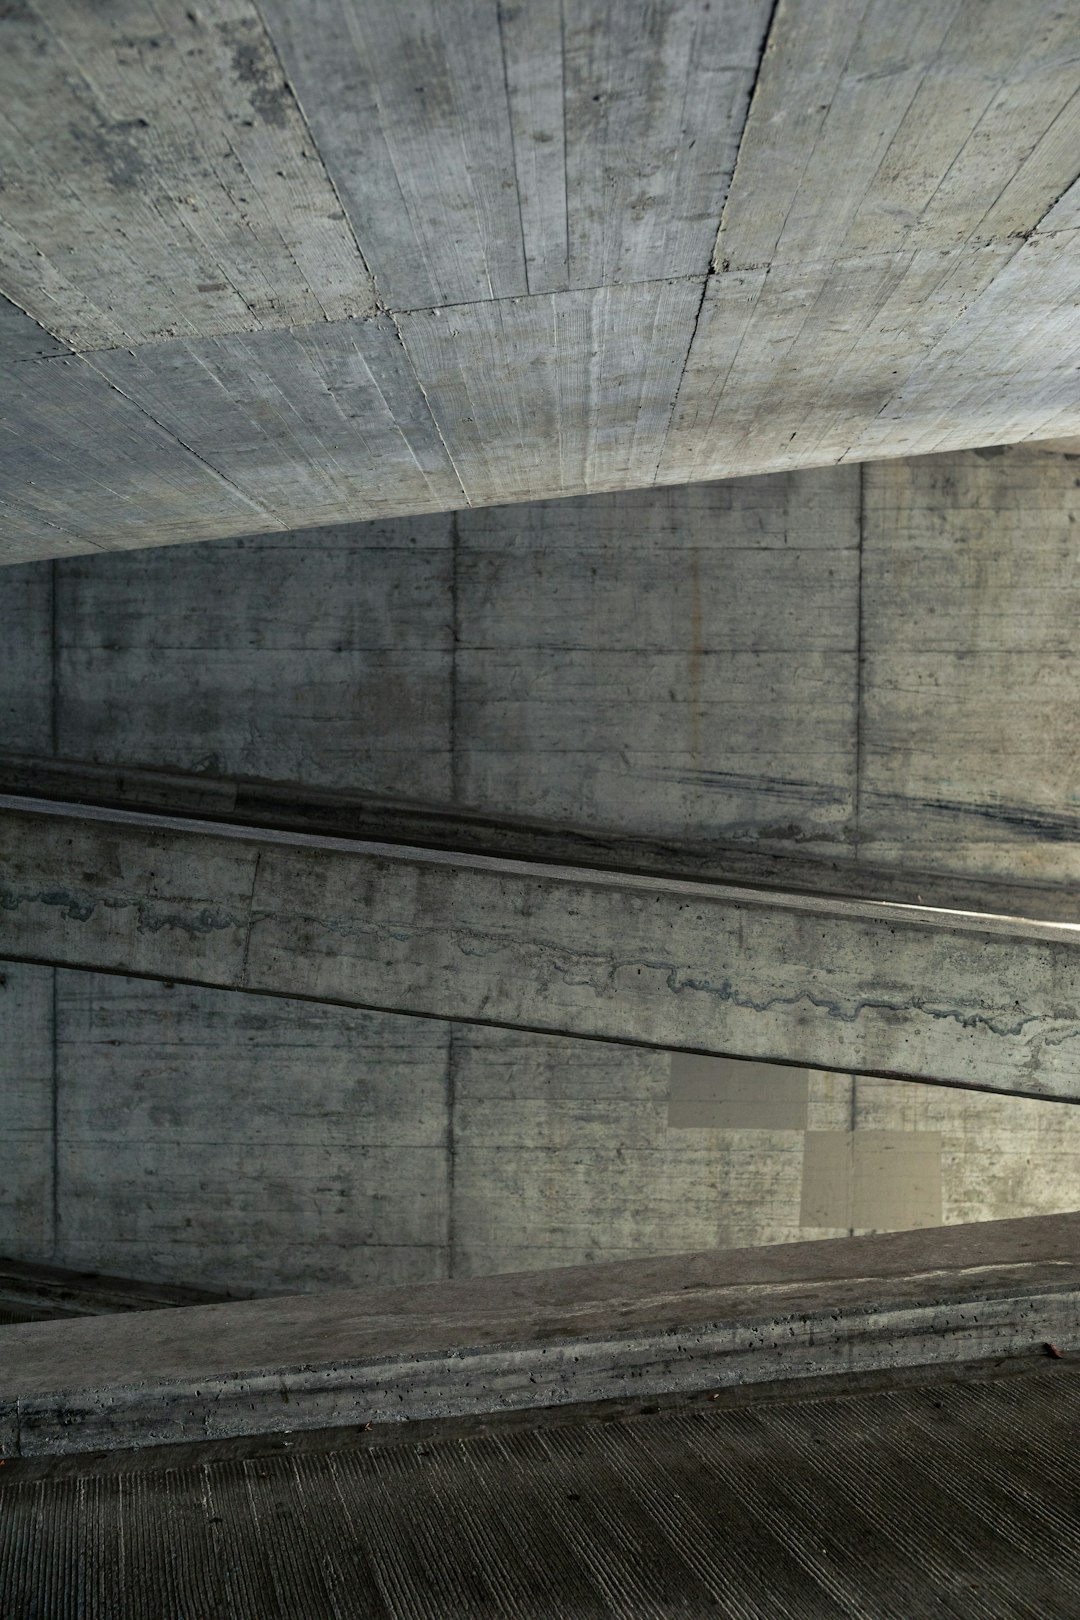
[{"left": 3, "top": 1365, "right": 1078, "bottom": 1618}]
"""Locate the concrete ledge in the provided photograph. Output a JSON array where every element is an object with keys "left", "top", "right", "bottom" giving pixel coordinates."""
[
  {"left": 1, "top": 1215, "right": 1078, "bottom": 1457},
  {"left": 6, "top": 795, "right": 1080, "bottom": 1099}
]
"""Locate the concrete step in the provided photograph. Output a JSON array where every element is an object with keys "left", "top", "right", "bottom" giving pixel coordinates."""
[{"left": 2, "top": 1213, "right": 1078, "bottom": 1459}]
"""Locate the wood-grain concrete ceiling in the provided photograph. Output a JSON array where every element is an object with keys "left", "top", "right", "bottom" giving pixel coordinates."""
[{"left": 2, "top": 0, "right": 1080, "bottom": 562}]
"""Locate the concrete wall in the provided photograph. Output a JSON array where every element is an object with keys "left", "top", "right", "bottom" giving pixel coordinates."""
[
  {"left": 2, "top": 446, "right": 1080, "bottom": 1291},
  {"left": 7, "top": 445, "right": 1080, "bottom": 873},
  {"left": 4, "top": 964, "right": 1080, "bottom": 1295}
]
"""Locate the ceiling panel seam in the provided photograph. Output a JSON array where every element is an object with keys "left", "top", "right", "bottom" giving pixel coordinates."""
[
  {"left": 82, "top": 360, "right": 285, "bottom": 536},
  {"left": 380, "top": 304, "right": 473, "bottom": 509},
  {"left": 246, "top": 0, "right": 379, "bottom": 298}
]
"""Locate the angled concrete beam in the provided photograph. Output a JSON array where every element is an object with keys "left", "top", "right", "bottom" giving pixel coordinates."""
[
  {"left": 3, "top": 792, "right": 1080, "bottom": 1100},
  {"left": 2, "top": 1214, "right": 1079, "bottom": 1457}
]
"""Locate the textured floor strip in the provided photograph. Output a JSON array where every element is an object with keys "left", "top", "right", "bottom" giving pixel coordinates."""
[{"left": 2, "top": 1364, "right": 1079, "bottom": 1617}]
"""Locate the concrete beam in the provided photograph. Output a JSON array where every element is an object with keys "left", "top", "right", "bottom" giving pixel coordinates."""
[
  {"left": 2, "top": 1214, "right": 1078, "bottom": 1456},
  {"left": 3, "top": 792, "right": 1080, "bottom": 1100}
]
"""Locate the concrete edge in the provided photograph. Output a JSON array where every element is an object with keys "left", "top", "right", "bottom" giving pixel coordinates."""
[{"left": 4, "top": 1214, "right": 1080, "bottom": 1456}]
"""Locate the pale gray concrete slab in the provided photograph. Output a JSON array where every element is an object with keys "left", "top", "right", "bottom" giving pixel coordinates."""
[
  {"left": 0, "top": 341, "right": 281, "bottom": 564},
  {"left": 2, "top": 4, "right": 1080, "bottom": 555},
  {"left": 262, "top": 0, "right": 771, "bottom": 306},
  {"left": 1, "top": 1213, "right": 1078, "bottom": 1456},
  {"left": 0, "top": 0, "right": 374, "bottom": 348},
  {"left": 93, "top": 317, "right": 467, "bottom": 529},
  {"left": 713, "top": 1, "right": 1080, "bottom": 270},
  {"left": 657, "top": 0, "right": 1080, "bottom": 484},
  {"left": 658, "top": 244, "right": 1022, "bottom": 484},
  {"left": 395, "top": 278, "right": 704, "bottom": 509},
  {"left": 848, "top": 224, "right": 1080, "bottom": 463},
  {"left": 0, "top": 296, "right": 70, "bottom": 364}
]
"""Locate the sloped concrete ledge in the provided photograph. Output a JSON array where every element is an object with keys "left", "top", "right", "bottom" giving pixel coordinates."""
[
  {"left": 7, "top": 795, "right": 1080, "bottom": 1100},
  {"left": 1, "top": 1215, "right": 1078, "bottom": 1457}
]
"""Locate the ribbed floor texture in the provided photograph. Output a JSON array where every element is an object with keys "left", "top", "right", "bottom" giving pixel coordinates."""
[{"left": 3, "top": 1366, "right": 1078, "bottom": 1618}]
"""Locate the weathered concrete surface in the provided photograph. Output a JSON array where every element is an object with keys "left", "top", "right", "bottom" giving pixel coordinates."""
[
  {"left": 861, "top": 449, "right": 1080, "bottom": 883},
  {"left": 3, "top": 4, "right": 1080, "bottom": 558},
  {"left": 0, "top": 465, "right": 859, "bottom": 846},
  {"left": 5, "top": 448, "right": 1080, "bottom": 1292},
  {"left": 37, "top": 512, "right": 456, "bottom": 801},
  {"left": 659, "top": 1, "right": 1080, "bottom": 481},
  {"left": 455, "top": 465, "right": 858, "bottom": 843},
  {"left": 1, "top": 1213, "right": 1077, "bottom": 1456},
  {"left": 48, "top": 972, "right": 452, "bottom": 1295},
  {"left": 9, "top": 963, "right": 1080, "bottom": 1296},
  {"left": 0, "top": 965, "right": 54, "bottom": 1270},
  {"left": 5, "top": 796, "right": 1080, "bottom": 1099},
  {"left": 7, "top": 447, "right": 1080, "bottom": 886},
  {"left": 0, "top": 0, "right": 375, "bottom": 347},
  {"left": 261, "top": 0, "right": 771, "bottom": 306},
  {"left": 8, "top": 753, "right": 1080, "bottom": 923},
  {"left": 0, "top": 302, "right": 281, "bottom": 564}
]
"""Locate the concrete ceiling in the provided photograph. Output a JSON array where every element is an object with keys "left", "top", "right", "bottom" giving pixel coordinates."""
[{"left": 2, "top": 0, "right": 1080, "bottom": 563}]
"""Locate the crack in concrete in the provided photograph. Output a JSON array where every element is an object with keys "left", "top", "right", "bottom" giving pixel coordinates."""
[
  {"left": 0, "top": 887, "right": 243, "bottom": 938},
  {"left": 381, "top": 304, "right": 473, "bottom": 510},
  {"left": 278, "top": 909, "right": 1071, "bottom": 1047}
]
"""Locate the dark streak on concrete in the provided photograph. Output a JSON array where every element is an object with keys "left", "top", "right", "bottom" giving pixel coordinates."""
[
  {"left": 70, "top": 110, "right": 146, "bottom": 191},
  {"left": 870, "top": 788, "right": 1080, "bottom": 845},
  {"left": 217, "top": 20, "right": 290, "bottom": 128}
]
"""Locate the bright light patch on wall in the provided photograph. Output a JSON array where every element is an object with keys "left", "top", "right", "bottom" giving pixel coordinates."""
[
  {"left": 801, "top": 1130, "right": 943, "bottom": 1232},
  {"left": 668, "top": 1053, "right": 809, "bottom": 1131}
]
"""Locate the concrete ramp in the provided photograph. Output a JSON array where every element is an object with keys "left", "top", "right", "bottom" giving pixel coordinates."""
[{"left": 3, "top": 1213, "right": 1079, "bottom": 1458}]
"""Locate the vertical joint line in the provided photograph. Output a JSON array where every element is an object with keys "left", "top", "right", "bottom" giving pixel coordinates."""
[
  {"left": 50, "top": 560, "right": 59, "bottom": 758},
  {"left": 446, "top": 1024, "right": 458, "bottom": 1279},
  {"left": 854, "top": 461, "right": 865, "bottom": 858},
  {"left": 559, "top": 0, "right": 570, "bottom": 284},
  {"left": 239, "top": 850, "right": 263, "bottom": 990},
  {"left": 450, "top": 508, "right": 460, "bottom": 804},
  {"left": 51, "top": 968, "right": 59, "bottom": 1262},
  {"left": 495, "top": 0, "right": 531, "bottom": 296},
  {"left": 848, "top": 1072, "right": 857, "bottom": 1238}
]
